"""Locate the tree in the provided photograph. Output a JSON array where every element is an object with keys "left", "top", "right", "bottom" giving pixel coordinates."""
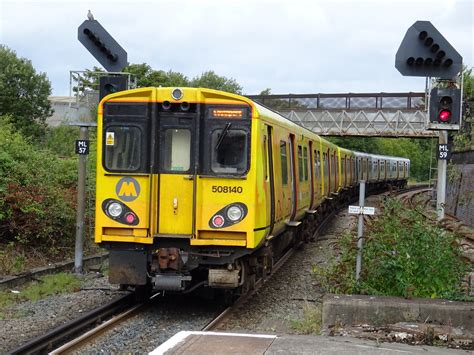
[
  {"left": 190, "top": 70, "right": 242, "bottom": 94},
  {"left": 0, "top": 45, "right": 53, "bottom": 137},
  {"left": 125, "top": 63, "right": 190, "bottom": 87},
  {"left": 78, "top": 64, "right": 243, "bottom": 94},
  {"left": 452, "top": 66, "right": 473, "bottom": 150}
]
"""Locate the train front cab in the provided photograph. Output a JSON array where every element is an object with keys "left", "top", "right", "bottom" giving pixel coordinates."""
[{"left": 95, "top": 87, "right": 270, "bottom": 292}]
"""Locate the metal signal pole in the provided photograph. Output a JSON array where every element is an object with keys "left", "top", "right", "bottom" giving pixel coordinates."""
[
  {"left": 355, "top": 181, "right": 366, "bottom": 282},
  {"left": 436, "top": 130, "right": 448, "bottom": 220}
]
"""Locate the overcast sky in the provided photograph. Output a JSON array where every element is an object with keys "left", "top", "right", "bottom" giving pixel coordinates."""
[{"left": 0, "top": 0, "right": 472, "bottom": 96}]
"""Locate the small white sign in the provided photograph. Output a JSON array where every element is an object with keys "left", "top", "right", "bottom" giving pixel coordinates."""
[
  {"left": 363, "top": 207, "right": 375, "bottom": 215},
  {"left": 348, "top": 205, "right": 376, "bottom": 215},
  {"left": 348, "top": 205, "right": 361, "bottom": 214}
]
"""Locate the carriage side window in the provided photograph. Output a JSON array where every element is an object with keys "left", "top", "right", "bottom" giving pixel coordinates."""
[
  {"left": 104, "top": 126, "right": 141, "bottom": 171},
  {"left": 280, "top": 141, "right": 288, "bottom": 185},
  {"left": 162, "top": 129, "right": 191, "bottom": 172},
  {"left": 211, "top": 129, "right": 248, "bottom": 174},
  {"left": 314, "top": 150, "right": 321, "bottom": 182},
  {"left": 303, "top": 146, "right": 309, "bottom": 181}
]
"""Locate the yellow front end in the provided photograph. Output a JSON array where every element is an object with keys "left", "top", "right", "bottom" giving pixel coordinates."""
[{"left": 95, "top": 87, "right": 264, "bottom": 250}]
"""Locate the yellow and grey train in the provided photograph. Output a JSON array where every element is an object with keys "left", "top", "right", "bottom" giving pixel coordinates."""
[{"left": 95, "top": 87, "right": 410, "bottom": 295}]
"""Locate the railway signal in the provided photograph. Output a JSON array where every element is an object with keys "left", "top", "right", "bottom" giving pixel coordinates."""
[
  {"left": 429, "top": 87, "right": 461, "bottom": 129},
  {"left": 395, "top": 21, "right": 462, "bottom": 79},
  {"left": 99, "top": 75, "right": 128, "bottom": 100},
  {"left": 78, "top": 19, "right": 128, "bottom": 72}
]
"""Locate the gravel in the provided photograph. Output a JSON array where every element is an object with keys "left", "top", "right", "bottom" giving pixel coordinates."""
[
  {"left": 75, "top": 294, "right": 225, "bottom": 354},
  {"left": 0, "top": 271, "right": 127, "bottom": 353}
]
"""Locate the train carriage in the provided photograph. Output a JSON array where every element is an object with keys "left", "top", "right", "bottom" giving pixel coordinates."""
[{"left": 95, "top": 87, "right": 409, "bottom": 296}]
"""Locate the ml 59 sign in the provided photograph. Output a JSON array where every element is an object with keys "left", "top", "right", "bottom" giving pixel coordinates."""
[{"left": 438, "top": 144, "right": 451, "bottom": 160}]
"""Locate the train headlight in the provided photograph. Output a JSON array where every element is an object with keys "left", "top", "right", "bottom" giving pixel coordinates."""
[
  {"left": 227, "top": 206, "right": 243, "bottom": 222},
  {"left": 171, "top": 88, "right": 183, "bottom": 100},
  {"left": 108, "top": 202, "right": 123, "bottom": 217}
]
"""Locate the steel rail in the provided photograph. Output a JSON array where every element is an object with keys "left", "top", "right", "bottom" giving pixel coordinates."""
[
  {"left": 48, "top": 292, "right": 161, "bottom": 354},
  {"left": 8, "top": 292, "right": 136, "bottom": 355}
]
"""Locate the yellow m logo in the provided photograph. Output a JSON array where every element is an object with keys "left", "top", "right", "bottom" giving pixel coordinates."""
[
  {"left": 116, "top": 177, "right": 140, "bottom": 202},
  {"left": 118, "top": 182, "right": 137, "bottom": 197}
]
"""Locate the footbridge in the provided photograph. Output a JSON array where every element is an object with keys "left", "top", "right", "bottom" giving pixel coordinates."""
[{"left": 246, "top": 92, "right": 437, "bottom": 137}]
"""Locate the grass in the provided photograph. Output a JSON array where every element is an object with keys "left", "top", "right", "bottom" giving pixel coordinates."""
[
  {"left": 290, "top": 303, "right": 322, "bottom": 335},
  {"left": 0, "top": 272, "right": 81, "bottom": 318}
]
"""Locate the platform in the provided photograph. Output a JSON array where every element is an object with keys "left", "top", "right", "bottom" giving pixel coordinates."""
[{"left": 150, "top": 331, "right": 469, "bottom": 354}]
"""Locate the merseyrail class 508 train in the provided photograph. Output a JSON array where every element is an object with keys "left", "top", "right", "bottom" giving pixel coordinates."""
[{"left": 95, "top": 87, "right": 409, "bottom": 294}]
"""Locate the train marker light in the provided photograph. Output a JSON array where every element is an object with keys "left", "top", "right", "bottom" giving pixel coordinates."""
[
  {"left": 125, "top": 212, "right": 136, "bottom": 224},
  {"left": 212, "top": 215, "right": 225, "bottom": 228}
]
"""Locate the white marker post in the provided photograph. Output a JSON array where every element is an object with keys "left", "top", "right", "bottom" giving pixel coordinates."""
[{"left": 348, "top": 181, "right": 376, "bottom": 283}]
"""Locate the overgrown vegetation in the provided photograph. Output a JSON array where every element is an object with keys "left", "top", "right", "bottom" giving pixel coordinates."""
[
  {"left": 0, "top": 273, "right": 81, "bottom": 318},
  {"left": 452, "top": 66, "right": 473, "bottom": 151},
  {"left": 314, "top": 198, "right": 469, "bottom": 300},
  {"left": 0, "top": 118, "right": 78, "bottom": 266}
]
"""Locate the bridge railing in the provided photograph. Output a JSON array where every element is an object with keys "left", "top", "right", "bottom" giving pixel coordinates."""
[{"left": 246, "top": 92, "right": 426, "bottom": 111}]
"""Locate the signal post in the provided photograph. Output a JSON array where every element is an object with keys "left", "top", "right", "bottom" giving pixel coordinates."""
[
  {"left": 72, "top": 16, "right": 129, "bottom": 273},
  {"left": 395, "top": 21, "right": 463, "bottom": 220}
]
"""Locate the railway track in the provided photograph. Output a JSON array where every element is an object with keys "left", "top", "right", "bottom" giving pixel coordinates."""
[{"left": 8, "top": 292, "right": 138, "bottom": 354}]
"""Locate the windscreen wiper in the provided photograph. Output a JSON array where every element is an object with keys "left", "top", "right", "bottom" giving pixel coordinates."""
[{"left": 214, "top": 123, "right": 232, "bottom": 151}]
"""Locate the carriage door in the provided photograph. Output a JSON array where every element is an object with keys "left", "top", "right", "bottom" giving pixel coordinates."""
[
  {"left": 289, "top": 134, "right": 297, "bottom": 219},
  {"left": 158, "top": 114, "right": 196, "bottom": 236},
  {"left": 308, "top": 141, "right": 315, "bottom": 209}
]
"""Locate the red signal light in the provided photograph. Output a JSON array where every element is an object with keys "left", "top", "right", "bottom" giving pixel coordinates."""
[{"left": 439, "top": 110, "right": 451, "bottom": 122}]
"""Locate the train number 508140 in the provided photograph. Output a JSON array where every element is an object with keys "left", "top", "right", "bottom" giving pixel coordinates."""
[{"left": 212, "top": 186, "right": 243, "bottom": 193}]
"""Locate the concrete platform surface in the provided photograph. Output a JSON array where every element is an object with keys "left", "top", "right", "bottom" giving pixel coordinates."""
[{"left": 150, "top": 331, "right": 471, "bottom": 354}]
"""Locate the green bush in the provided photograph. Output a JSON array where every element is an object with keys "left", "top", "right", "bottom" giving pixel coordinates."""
[
  {"left": 0, "top": 117, "right": 77, "bottom": 252},
  {"left": 315, "top": 198, "right": 469, "bottom": 300}
]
